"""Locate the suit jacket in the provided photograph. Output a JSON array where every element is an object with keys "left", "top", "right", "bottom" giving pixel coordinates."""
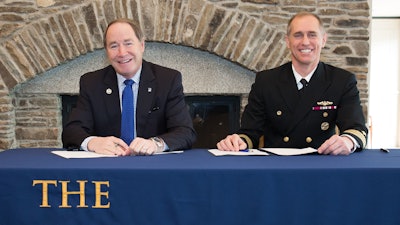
[
  {"left": 62, "top": 60, "right": 196, "bottom": 150},
  {"left": 239, "top": 62, "right": 368, "bottom": 150}
]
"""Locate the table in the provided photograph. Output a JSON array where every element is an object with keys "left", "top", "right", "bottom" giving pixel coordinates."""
[{"left": 0, "top": 148, "right": 399, "bottom": 225}]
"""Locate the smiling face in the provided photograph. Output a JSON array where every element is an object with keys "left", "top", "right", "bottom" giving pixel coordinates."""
[
  {"left": 105, "top": 22, "right": 145, "bottom": 79},
  {"left": 285, "top": 14, "right": 327, "bottom": 73}
]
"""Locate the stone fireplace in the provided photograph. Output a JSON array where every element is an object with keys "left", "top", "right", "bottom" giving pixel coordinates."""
[{"left": 0, "top": 0, "right": 371, "bottom": 150}]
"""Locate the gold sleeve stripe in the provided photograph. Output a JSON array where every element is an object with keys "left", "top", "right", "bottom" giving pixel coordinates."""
[
  {"left": 343, "top": 129, "right": 367, "bottom": 148},
  {"left": 238, "top": 134, "right": 253, "bottom": 149}
]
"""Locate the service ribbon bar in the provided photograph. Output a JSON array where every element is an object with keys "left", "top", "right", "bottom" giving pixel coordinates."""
[{"left": 312, "top": 106, "right": 337, "bottom": 111}]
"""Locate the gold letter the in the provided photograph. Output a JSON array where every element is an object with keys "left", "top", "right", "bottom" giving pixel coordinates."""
[{"left": 32, "top": 180, "right": 57, "bottom": 207}]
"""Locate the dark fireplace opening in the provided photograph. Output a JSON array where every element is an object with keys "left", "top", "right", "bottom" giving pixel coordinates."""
[
  {"left": 62, "top": 95, "right": 240, "bottom": 149},
  {"left": 186, "top": 95, "right": 240, "bottom": 148}
]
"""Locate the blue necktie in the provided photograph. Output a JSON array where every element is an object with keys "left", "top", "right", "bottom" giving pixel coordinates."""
[{"left": 121, "top": 79, "right": 134, "bottom": 144}]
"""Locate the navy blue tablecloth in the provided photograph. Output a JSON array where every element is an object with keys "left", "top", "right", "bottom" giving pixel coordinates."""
[{"left": 0, "top": 148, "right": 399, "bottom": 225}]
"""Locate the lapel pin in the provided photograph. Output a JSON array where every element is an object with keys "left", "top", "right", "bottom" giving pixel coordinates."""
[
  {"left": 148, "top": 87, "right": 152, "bottom": 93},
  {"left": 106, "top": 88, "right": 112, "bottom": 95}
]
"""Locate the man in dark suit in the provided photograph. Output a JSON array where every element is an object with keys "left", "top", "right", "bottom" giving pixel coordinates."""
[
  {"left": 62, "top": 18, "right": 196, "bottom": 156},
  {"left": 217, "top": 12, "right": 368, "bottom": 155}
]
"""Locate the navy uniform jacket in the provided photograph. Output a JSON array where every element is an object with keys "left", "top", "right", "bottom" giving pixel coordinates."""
[
  {"left": 62, "top": 60, "right": 196, "bottom": 150},
  {"left": 238, "top": 62, "right": 368, "bottom": 150}
]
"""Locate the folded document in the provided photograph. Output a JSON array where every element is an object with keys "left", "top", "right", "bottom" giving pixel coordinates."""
[
  {"left": 259, "top": 147, "right": 318, "bottom": 156},
  {"left": 208, "top": 149, "right": 269, "bottom": 156},
  {"left": 208, "top": 147, "right": 318, "bottom": 156}
]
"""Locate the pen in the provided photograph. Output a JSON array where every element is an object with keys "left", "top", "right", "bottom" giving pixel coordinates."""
[
  {"left": 240, "top": 149, "right": 249, "bottom": 152},
  {"left": 380, "top": 148, "right": 390, "bottom": 153}
]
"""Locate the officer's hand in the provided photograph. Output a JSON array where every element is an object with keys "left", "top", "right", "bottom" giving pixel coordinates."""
[
  {"left": 318, "top": 135, "right": 353, "bottom": 155},
  {"left": 217, "top": 134, "right": 247, "bottom": 151}
]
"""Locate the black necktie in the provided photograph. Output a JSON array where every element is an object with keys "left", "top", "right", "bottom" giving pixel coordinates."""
[{"left": 300, "top": 78, "right": 308, "bottom": 89}]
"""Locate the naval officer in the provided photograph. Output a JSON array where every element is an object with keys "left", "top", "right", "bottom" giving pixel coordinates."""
[{"left": 216, "top": 12, "right": 368, "bottom": 155}]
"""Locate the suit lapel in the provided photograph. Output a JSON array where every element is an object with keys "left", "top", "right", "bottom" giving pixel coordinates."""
[
  {"left": 102, "top": 66, "right": 121, "bottom": 130},
  {"left": 136, "top": 61, "right": 156, "bottom": 134},
  {"left": 286, "top": 63, "right": 331, "bottom": 133},
  {"left": 279, "top": 64, "right": 301, "bottom": 113}
]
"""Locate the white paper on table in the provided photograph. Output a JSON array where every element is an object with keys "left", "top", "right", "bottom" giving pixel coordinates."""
[
  {"left": 208, "top": 149, "right": 269, "bottom": 156},
  {"left": 51, "top": 150, "right": 184, "bottom": 159},
  {"left": 155, "top": 150, "right": 184, "bottom": 155},
  {"left": 258, "top": 147, "right": 318, "bottom": 156},
  {"left": 52, "top": 151, "right": 117, "bottom": 159}
]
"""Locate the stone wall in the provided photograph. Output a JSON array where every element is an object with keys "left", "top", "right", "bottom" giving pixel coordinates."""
[
  {"left": 13, "top": 93, "right": 60, "bottom": 148},
  {"left": 0, "top": 0, "right": 371, "bottom": 150}
]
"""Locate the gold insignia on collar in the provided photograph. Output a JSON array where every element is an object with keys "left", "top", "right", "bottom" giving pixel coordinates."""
[{"left": 317, "top": 101, "right": 333, "bottom": 106}]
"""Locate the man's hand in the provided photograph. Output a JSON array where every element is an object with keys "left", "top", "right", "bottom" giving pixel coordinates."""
[
  {"left": 216, "top": 134, "right": 247, "bottom": 151},
  {"left": 318, "top": 135, "right": 354, "bottom": 155},
  {"left": 87, "top": 136, "right": 130, "bottom": 156},
  {"left": 129, "top": 137, "right": 159, "bottom": 155}
]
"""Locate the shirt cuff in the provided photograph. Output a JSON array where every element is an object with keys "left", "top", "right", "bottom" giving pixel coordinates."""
[
  {"left": 341, "top": 134, "right": 359, "bottom": 153},
  {"left": 81, "top": 136, "right": 96, "bottom": 151}
]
